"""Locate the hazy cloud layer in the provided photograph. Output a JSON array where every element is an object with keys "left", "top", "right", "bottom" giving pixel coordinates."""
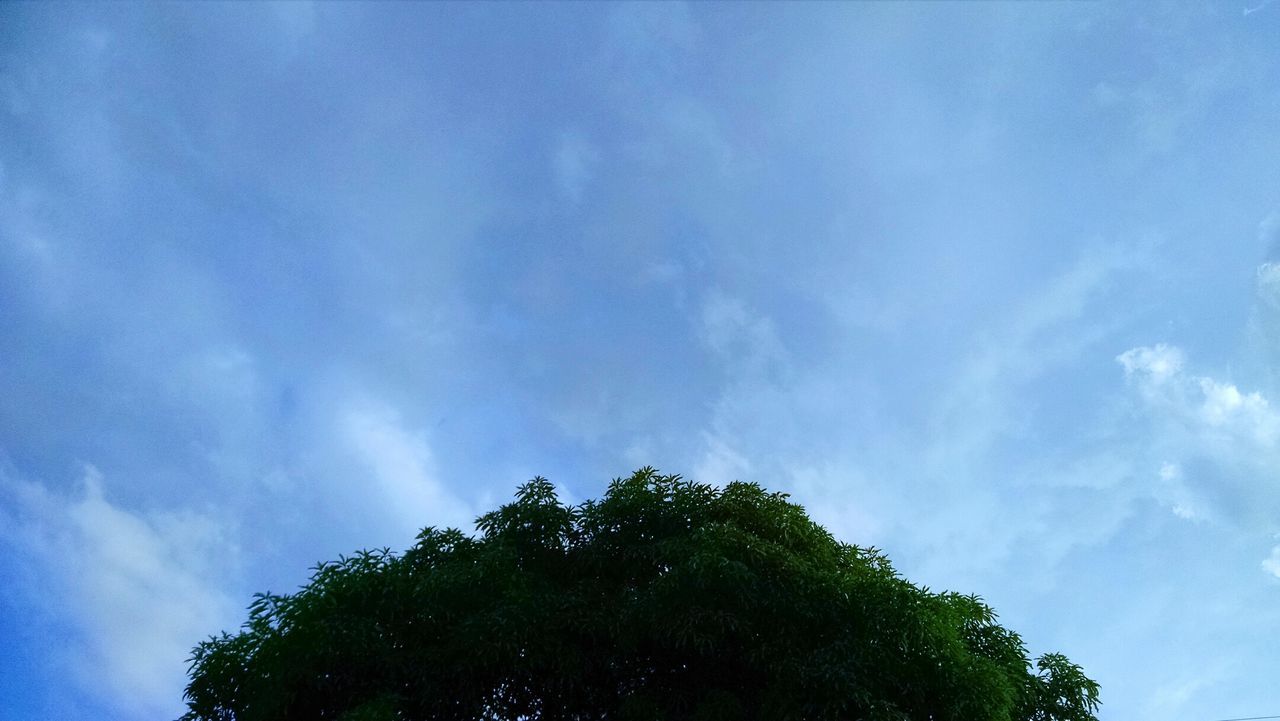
[{"left": 3, "top": 3, "right": 1280, "bottom": 720}]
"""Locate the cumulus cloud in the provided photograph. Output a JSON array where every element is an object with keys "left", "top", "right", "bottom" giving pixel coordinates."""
[
  {"left": 1117, "top": 343, "right": 1280, "bottom": 524},
  {"left": 1198, "top": 377, "right": 1277, "bottom": 437},
  {"left": 0, "top": 465, "right": 238, "bottom": 719},
  {"left": 1117, "top": 343, "right": 1185, "bottom": 385},
  {"left": 1119, "top": 344, "right": 1280, "bottom": 446}
]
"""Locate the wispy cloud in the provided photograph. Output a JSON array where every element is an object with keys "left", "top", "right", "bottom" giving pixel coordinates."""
[
  {"left": 1243, "top": 0, "right": 1276, "bottom": 17},
  {"left": 5, "top": 3, "right": 1280, "bottom": 720},
  {"left": 553, "top": 132, "right": 600, "bottom": 205},
  {"left": 341, "top": 400, "right": 476, "bottom": 539}
]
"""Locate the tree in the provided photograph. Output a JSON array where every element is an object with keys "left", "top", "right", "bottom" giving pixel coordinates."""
[{"left": 181, "top": 468, "right": 1100, "bottom": 721}]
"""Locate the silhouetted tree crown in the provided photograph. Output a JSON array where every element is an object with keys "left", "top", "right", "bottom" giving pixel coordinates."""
[{"left": 181, "top": 468, "right": 1100, "bottom": 721}]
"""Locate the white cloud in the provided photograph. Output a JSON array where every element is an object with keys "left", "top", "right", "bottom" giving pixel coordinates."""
[
  {"left": 697, "top": 290, "right": 783, "bottom": 365},
  {"left": 271, "top": 0, "right": 318, "bottom": 58},
  {"left": 552, "top": 132, "right": 600, "bottom": 205},
  {"left": 1244, "top": 0, "right": 1276, "bottom": 17},
  {"left": 1198, "top": 377, "right": 1277, "bottom": 437},
  {"left": 78, "top": 27, "right": 112, "bottom": 58},
  {"left": 1118, "top": 344, "right": 1280, "bottom": 526},
  {"left": 1117, "top": 343, "right": 1185, "bottom": 385},
  {"left": 1263, "top": 545, "right": 1280, "bottom": 578},
  {"left": 341, "top": 401, "right": 474, "bottom": 538},
  {"left": 1260, "top": 211, "right": 1280, "bottom": 247},
  {"left": 0, "top": 465, "right": 238, "bottom": 720},
  {"left": 1120, "top": 344, "right": 1280, "bottom": 449},
  {"left": 637, "top": 259, "right": 684, "bottom": 285},
  {"left": 172, "top": 346, "right": 259, "bottom": 410},
  {"left": 1096, "top": 50, "right": 1237, "bottom": 157},
  {"left": 691, "top": 433, "right": 751, "bottom": 487},
  {"left": 604, "top": 2, "right": 699, "bottom": 82},
  {"left": 1092, "top": 81, "right": 1123, "bottom": 108},
  {"left": 933, "top": 243, "right": 1146, "bottom": 460},
  {"left": 1155, "top": 461, "right": 1202, "bottom": 521},
  {"left": 0, "top": 65, "right": 34, "bottom": 116},
  {"left": 547, "top": 385, "right": 615, "bottom": 446},
  {"left": 0, "top": 180, "right": 69, "bottom": 308},
  {"left": 681, "top": 246, "right": 1146, "bottom": 588},
  {"left": 689, "top": 290, "right": 791, "bottom": 493},
  {"left": 1256, "top": 262, "right": 1280, "bottom": 310},
  {"left": 786, "top": 462, "right": 889, "bottom": 547},
  {"left": 1142, "top": 662, "right": 1228, "bottom": 721}
]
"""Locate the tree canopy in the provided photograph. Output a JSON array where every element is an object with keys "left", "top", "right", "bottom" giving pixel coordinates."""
[{"left": 181, "top": 468, "right": 1100, "bottom": 721}]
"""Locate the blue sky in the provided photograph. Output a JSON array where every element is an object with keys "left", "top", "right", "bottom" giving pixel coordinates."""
[{"left": 3, "top": 2, "right": 1280, "bottom": 719}]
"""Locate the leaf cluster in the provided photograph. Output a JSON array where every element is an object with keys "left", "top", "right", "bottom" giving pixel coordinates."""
[{"left": 181, "top": 468, "right": 1099, "bottom": 721}]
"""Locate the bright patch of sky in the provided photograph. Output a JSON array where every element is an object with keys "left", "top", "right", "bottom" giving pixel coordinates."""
[{"left": 2, "top": 3, "right": 1279, "bottom": 720}]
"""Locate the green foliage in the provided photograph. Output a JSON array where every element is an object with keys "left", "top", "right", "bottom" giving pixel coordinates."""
[{"left": 181, "top": 468, "right": 1100, "bottom": 721}]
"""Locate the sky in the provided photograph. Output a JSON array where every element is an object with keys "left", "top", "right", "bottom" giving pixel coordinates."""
[{"left": 2, "top": 2, "right": 1279, "bottom": 720}]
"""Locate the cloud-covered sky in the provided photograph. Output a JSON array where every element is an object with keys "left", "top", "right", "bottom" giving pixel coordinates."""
[{"left": 3, "top": 3, "right": 1279, "bottom": 719}]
